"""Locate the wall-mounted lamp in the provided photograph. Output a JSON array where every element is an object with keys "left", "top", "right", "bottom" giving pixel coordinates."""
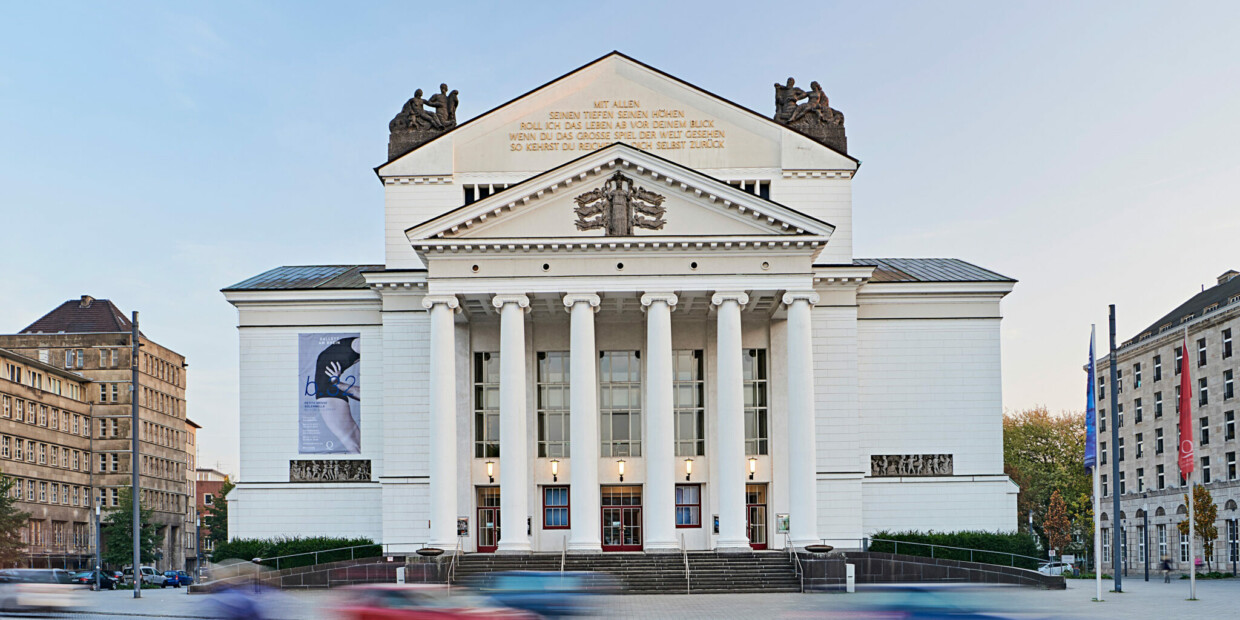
[
  {"left": 486, "top": 460, "right": 495, "bottom": 483},
  {"left": 617, "top": 459, "right": 626, "bottom": 482},
  {"left": 748, "top": 457, "right": 757, "bottom": 480},
  {"left": 549, "top": 459, "right": 559, "bottom": 482},
  {"left": 684, "top": 458, "right": 694, "bottom": 481}
]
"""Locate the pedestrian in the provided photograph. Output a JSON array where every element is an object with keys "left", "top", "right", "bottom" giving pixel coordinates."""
[{"left": 1161, "top": 556, "right": 1172, "bottom": 583}]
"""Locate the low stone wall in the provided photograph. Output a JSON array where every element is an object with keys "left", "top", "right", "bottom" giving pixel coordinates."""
[{"left": 800, "top": 551, "right": 1065, "bottom": 591}]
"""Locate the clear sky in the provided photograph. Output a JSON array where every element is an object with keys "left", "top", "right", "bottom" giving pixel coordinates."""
[{"left": 3, "top": 2, "right": 1239, "bottom": 476}]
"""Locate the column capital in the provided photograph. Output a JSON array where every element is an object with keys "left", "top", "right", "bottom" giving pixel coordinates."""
[
  {"left": 640, "top": 292, "right": 678, "bottom": 312},
  {"left": 781, "top": 291, "right": 820, "bottom": 306},
  {"left": 711, "top": 291, "right": 749, "bottom": 308},
  {"left": 492, "top": 294, "right": 531, "bottom": 312},
  {"left": 421, "top": 294, "right": 461, "bottom": 312},
  {"left": 563, "top": 293, "right": 602, "bottom": 313}
]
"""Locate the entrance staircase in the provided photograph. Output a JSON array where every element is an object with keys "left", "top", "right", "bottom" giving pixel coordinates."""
[{"left": 451, "top": 551, "right": 801, "bottom": 594}]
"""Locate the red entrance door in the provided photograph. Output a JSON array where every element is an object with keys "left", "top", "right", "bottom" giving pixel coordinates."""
[
  {"left": 601, "top": 486, "right": 643, "bottom": 551},
  {"left": 477, "top": 487, "right": 500, "bottom": 553},
  {"left": 746, "top": 484, "right": 768, "bottom": 550}
]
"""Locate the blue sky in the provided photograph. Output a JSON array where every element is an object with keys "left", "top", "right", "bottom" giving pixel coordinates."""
[{"left": 3, "top": 2, "right": 1239, "bottom": 474}]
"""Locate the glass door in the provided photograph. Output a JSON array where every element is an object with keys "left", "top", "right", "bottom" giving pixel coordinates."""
[
  {"left": 746, "top": 484, "right": 768, "bottom": 550},
  {"left": 601, "top": 485, "right": 643, "bottom": 551},
  {"left": 477, "top": 487, "right": 500, "bottom": 553}
]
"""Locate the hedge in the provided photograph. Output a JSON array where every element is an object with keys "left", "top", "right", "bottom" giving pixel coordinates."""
[
  {"left": 868, "top": 530, "right": 1042, "bottom": 570},
  {"left": 211, "top": 536, "right": 381, "bottom": 570}
]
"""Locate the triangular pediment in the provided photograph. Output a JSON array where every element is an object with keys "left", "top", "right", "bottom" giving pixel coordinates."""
[
  {"left": 405, "top": 144, "right": 834, "bottom": 245},
  {"left": 377, "top": 52, "right": 858, "bottom": 177}
]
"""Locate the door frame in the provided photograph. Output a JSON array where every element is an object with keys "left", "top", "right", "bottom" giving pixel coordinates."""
[
  {"left": 746, "top": 483, "right": 768, "bottom": 550},
  {"left": 600, "top": 485, "right": 644, "bottom": 552},
  {"left": 476, "top": 486, "right": 500, "bottom": 553}
]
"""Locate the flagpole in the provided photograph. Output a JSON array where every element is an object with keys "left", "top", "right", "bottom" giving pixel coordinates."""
[
  {"left": 1189, "top": 476, "right": 1196, "bottom": 599},
  {"left": 1090, "top": 325, "right": 1103, "bottom": 602}
]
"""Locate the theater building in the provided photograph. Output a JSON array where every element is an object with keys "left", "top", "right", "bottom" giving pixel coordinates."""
[{"left": 223, "top": 53, "right": 1018, "bottom": 554}]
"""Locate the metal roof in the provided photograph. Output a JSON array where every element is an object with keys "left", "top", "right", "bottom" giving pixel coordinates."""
[
  {"left": 853, "top": 258, "right": 1015, "bottom": 283},
  {"left": 223, "top": 265, "right": 384, "bottom": 291}
]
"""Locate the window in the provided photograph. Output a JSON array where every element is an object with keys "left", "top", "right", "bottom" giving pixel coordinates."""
[
  {"left": 1136, "top": 433, "right": 1144, "bottom": 457},
  {"left": 111, "top": 384, "right": 118, "bottom": 403},
  {"left": 1099, "top": 376, "right": 1106, "bottom": 399},
  {"left": 1117, "top": 368, "right": 1123, "bottom": 393},
  {"left": 1176, "top": 386, "right": 1182, "bottom": 412},
  {"left": 536, "top": 351, "right": 570, "bottom": 458},
  {"left": 1134, "top": 363, "right": 1142, "bottom": 388},
  {"left": 1225, "top": 370, "right": 1234, "bottom": 401},
  {"left": 49, "top": 446, "right": 57, "bottom": 467},
  {"left": 12, "top": 439, "right": 21, "bottom": 461},
  {"left": 1198, "top": 338, "right": 1208, "bottom": 367},
  {"left": 1137, "top": 468, "right": 1144, "bottom": 492},
  {"left": 1175, "top": 346, "right": 1183, "bottom": 374},
  {"left": 1100, "top": 409, "right": 1106, "bottom": 432},
  {"left": 72, "top": 451, "right": 79, "bottom": 471},
  {"left": 1103, "top": 527, "right": 1111, "bottom": 558},
  {"left": 38, "top": 406, "right": 46, "bottom": 426},
  {"left": 1230, "top": 520, "right": 1239, "bottom": 564},
  {"left": 1137, "top": 525, "right": 1146, "bottom": 562},
  {"left": 1228, "top": 452, "right": 1236, "bottom": 481},
  {"left": 673, "top": 350, "right": 705, "bottom": 457},
  {"left": 110, "top": 488, "right": 118, "bottom": 506},
  {"left": 38, "top": 482, "right": 46, "bottom": 502},
  {"left": 204, "top": 493, "right": 213, "bottom": 506},
  {"left": 110, "top": 453, "right": 119, "bottom": 472},
  {"left": 1155, "top": 392, "right": 1163, "bottom": 418},
  {"left": 1158, "top": 524, "right": 1168, "bottom": 559},
  {"left": 1118, "top": 437, "right": 1125, "bottom": 461},
  {"left": 1154, "top": 355, "right": 1162, "bottom": 381},
  {"left": 51, "top": 484, "right": 59, "bottom": 504},
  {"left": 600, "top": 351, "right": 642, "bottom": 457},
  {"left": 1200, "top": 378, "right": 1209, "bottom": 406},
  {"left": 743, "top": 349, "right": 769, "bottom": 455},
  {"left": 1, "top": 436, "right": 7, "bottom": 458},
  {"left": 1101, "top": 474, "right": 1108, "bottom": 497},
  {"left": 38, "top": 443, "right": 46, "bottom": 464},
  {"left": 11, "top": 480, "right": 20, "bottom": 500},
  {"left": 1135, "top": 398, "right": 1143, "bottom": 423},
  {"left": 1119, "top": 471, "right": 1126, "bottom": 495},
  {"left": 1227, "top": 411, "right": 1236, "bottom": 441},
  {"left": 473, "top": 352, "right": 500, "bottom": 458},
  {"left": 99, "top": 384, "right": 108, "bottom": 403},
  {"left": 1202, "top": 456, "right": 1211, "bottom": 483},
  {"left": 98, "top": 454, "right": 106, "bottom": 473},
  {"left": 675, "top": 484, "right": 701, "bottom": 527},
  {"left": 542, "top": 486, "right": 569, "bottom": 529},
  {"left": 1225, "top": 328, "right": 1234, "bottom": 359},
  {"left": 26, "top": 480, "right": 34, "bottom": 501},
  {"left": 1201, "top": 416, "right": 1210, "bottom": 446},
  {"left": 1, "top": 396, "right": 7, "bottom": 418},
  {"left": 1101, "top": 441, "right": 1107, "bottom": 465},
  {"left": 1156, "top": 428, "right": 1164, "bottom": 454},
  {"left": 1157, "top": 464, "right": 1166, "bottom": 490},
  {"left": 1118, "top": 403, "right": 1124, "bottom": 428}
]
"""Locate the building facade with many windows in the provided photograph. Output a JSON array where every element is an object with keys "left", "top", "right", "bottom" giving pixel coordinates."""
[
  {"left": 0, "top": 348, "right": 94, "bottom": 568},
  {"left": 1096, "top": 269, "right": 1240, "bottom": 571},
  {"left": 223, "top": 53, "right": 1018, "bottom": 554}
]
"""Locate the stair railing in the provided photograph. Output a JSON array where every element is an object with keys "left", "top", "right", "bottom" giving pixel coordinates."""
[
  {"left": 447, "top": 536, "right": 463, "bottom": 586},
  {"left": 680, "top": 533, "right": 690, "bottom": 595},
  {"left": 560, "top": 537, "right": 567, "bottom": 575}
]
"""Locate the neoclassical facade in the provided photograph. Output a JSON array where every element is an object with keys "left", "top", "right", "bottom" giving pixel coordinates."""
[{"left": 223, "top": 53, "right": 1018, "bottom": 553}]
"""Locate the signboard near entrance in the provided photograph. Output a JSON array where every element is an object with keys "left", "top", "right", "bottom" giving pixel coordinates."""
[
  {"left": 776, "top": 513, "right": 790, "bottom": 535},
  {"left": 457, "top": 517, "right": 469, "bottom": 537}
]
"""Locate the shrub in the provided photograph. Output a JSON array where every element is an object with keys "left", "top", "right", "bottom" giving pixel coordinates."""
[
  {"left": 868, "top": 530, "right": 1042, "bottom": 570},
  {"left": 211, "top": 536, "right": 381, "bottom": 569}
]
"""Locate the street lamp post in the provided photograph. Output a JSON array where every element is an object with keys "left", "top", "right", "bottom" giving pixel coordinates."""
[
  {"left": 94, "top": 496, "right": 102, "bottom": 592},
  {"left": 195, "top": 514, "right": 202, "bottom": 581}
]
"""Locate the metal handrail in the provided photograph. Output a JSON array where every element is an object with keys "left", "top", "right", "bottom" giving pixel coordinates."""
[
  {"left": 867, "top": 538, "right": 1045, "bottom": 568},
  {"left": 560, "top": 538, "right": 567, "bottom": 575},
  {"left": 253, "top": 542, "right": 383, "bottom": 571},
  {"left": 680, "top": 533, "right": 690, "bottom": 595},
  {"left": 787, "top": 535, "right": 805, "bottom": 593},
  {"left": 447, "top": 536, "right": 463, "bottom": 585}
]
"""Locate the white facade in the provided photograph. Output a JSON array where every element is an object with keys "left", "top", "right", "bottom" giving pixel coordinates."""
[{"left": 224, "top": 53, "right": 1018, "bottom": 553}]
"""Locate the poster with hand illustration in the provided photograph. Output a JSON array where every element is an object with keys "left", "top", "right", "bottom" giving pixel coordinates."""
[{"left": 299, "top": 333, "right": 361, "bottom": 454}]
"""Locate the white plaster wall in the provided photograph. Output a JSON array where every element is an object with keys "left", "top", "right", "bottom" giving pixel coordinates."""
[
  {"left": 771, "top": 176, "right": 853, "bottom": 264},
  {"left": 379, "top": 309, "right": 433, "bottom": 548},
  {"left": 385, "top": 182, "right": 460, "bottom": 269},
  {"left": 812, "top": 305, "right": 862, "bottom": 474},
  {"left": 862, "top": 477, "right": 1019, "bottom": 533},
  {"left": 858, "top": 319, "right": 1005, "bottom": 476},
  {"left": 818, "top": 475, "right": 864, "bottom": 546},
  {"left": 229, "top": 484, "right": 383, "bottom": 540}
]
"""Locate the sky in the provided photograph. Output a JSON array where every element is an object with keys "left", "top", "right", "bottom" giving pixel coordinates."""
[{"left": 2, "top": 2, "right": 1239, "bottom": 476}]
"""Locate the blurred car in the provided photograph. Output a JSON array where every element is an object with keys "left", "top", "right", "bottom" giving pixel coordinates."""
[
  {"left": 808, "top": 585, "right": 1038, "bottom": 620},
  {"left": 0, "top": 568, "right": 83, "bottom": 612},
  {"left": 71, "top": 570, "right": 117, "bottom": 590},
  {"left": 469, "top": 571, "right": 596, "bottom": 618},
  {"left": 1036, "top": 561, "right": 1069, "bottom": 576},
  {"left": 335, "top": 584, "right": 535, "bottom": 619}
]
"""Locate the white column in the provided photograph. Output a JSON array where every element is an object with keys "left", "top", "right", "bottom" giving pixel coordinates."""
[
  {"left": 641, "top": 292, "right": 678, "bottom": 551},
  {"left": 423, "top": 295, "right": 460, "bottom": 549},
  {"left": 493, "top": 294, "right": 532, "bottom": 553},
  {"left": 712, "top": 291, "right": 751, "bottom": 551},
  {"left": 783, "top": 291, "right": 820, "bottom": 548},
  {"left": 564, "top": 293, "right": 602, "bottom": 553}
]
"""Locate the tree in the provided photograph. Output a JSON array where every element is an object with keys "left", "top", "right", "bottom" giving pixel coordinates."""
[
  {"left": 1177, "top": 485, "right": 1219, "bottom": 571},
  {"left": 0, "top": 472, "right": 31, "bottom": 567},
  {"left": 203, "top": 479, "right": 234, "bottom": 549},
  {"left": 1003, "top": 407, "right": 1091, "bottom": 550},
  {"left": 102, "top": 486, "right": 160, "bottom": 567},
  {"left": 1043, "top": 489, "right": 1072, "bottom": 557},
  {"left": 1066, "top": 492, "right": 1094, "bottom": 560}
]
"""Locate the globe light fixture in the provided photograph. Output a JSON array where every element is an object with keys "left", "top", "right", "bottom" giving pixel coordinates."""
[
  {"left": 486, "top": 460, "right": 495, "bottom": 483},
  {"left": 748, "top": 457, "right": 757, "bottom": 480},
  {"left": 550, "top": 459, "right": 559, "bottom": 482},
  {"left": 617, "top": 459, "right": 626, "bottom": 482},
  {"left": 684, "top": 458, "right": 694, "bottom": 481}
]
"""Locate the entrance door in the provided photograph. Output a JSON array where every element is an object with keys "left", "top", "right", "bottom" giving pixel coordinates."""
[
  {"left": 477, "top": 487, "right": 500, "bottom": 553},
  {"left": 746, "top": 484, "right": 768, "bottom": 550},
  {"left": 601, "top": 486, "right": 643, "bottom": 551}
]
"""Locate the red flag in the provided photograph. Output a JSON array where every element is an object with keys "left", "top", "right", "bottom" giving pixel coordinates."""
[{"left": 1178, "top": 334, "right": 1195, "bottom": 477}]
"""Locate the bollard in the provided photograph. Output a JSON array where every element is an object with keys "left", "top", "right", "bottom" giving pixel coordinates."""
[{"left": 845, "top": 563, "right": 855, "bottom": 593}]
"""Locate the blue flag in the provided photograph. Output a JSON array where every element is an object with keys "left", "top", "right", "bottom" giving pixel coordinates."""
[{"left": 1084, "top": 327, "right": 1098, "bottom": 471}]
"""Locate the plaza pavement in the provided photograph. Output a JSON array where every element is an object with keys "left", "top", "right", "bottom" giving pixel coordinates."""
[{"left": 43, "top": 576, "right": 1239, "bottom": 619}]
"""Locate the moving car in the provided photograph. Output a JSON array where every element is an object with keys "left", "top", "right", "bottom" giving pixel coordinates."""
[
  {"left": 469, "top": 571, "right": 598, "bottom": 618},
  {"left": 0, "top": 569, "right": 83, "bottom": 612},
  {"left": 71, "top": 570, "right": 117, "bottom": 590},
  {"left": 335, "top": 584, "right": 535, "bottom": 619},
  {"left": 1036, "top": 561, "right": 1069, "bottom": 576}
]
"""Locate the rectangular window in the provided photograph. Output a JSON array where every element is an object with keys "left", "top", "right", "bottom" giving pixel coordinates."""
[
  {"left": 1136, "top": 433, "right": 1143, "bottom": 457},
  {"left": 1230, "top": 520, "right": 1239, "bottom": 563},
  {"left": 1228, "top": 452, "right": 1236, "bottom": 481},
  {"left": 13, "top": 439, "right": 22, "bottom": 461},
  {"left": 1134, "top": 363, "right": 1142, "bottom": 388},
  {"left": 673, "top": 350, "right": 705, "bottom": 457},
  {"left": 1175, "top": 347, "right": 1183, "bottom": 374},
  {"left": 1119, "top": 471, "right": 1126, "bottom": 495},
  {"left": 1118, "top": 403, "right": 1124, "bottom": 428},
  {"left": 49, "top": 446, "right": 57, "bottom": 467},
  {"left": 1202, "top": 456, "right": 1211, "bottom": 483},
  {"left": 1099, "top": 376, "right": 1106, "bottom": 399},
  {"left": 536, "top": 351, "right": 570, "bottom": 458},
  {"left": 1157, "top": 464, "right": 1165, "bottom": 490},
  {"left": 1227, "top": 411, "right": 1236, "bottom": 441},
  {"left": 743, "top": 348, "right": 769, "bottom": 455},
  {"left": 1118, "top": 437, "right": 1125, "bottom": 461},
  {"left": 1201, "top": 416, "right": 1210, "bottom": 446},
  {"left": 1137, "top": 467, "right": 1144, "bottom": 492},
  {"left": 1225, "top": 328, "right": 1233, "bottom": 359},
  {"left": 1101, "top": 441, "right": 1107, "bottom": 465},
  {"left": 1101, "top": 474, "right": 1108, "bottom": 497},
  {"left": 1225, "top": 370, "right": 1234, "bottom": 401},
  {"left": 1200, "top": 378, "right": 1209, "bottom": 406},
  {"left": 473, "top": 352, "right": 500, "bottom": 459},
  {"left": 675, "top": 484, "right": 701, "bottom": 527},
  {"left": 1103, "top": 528, "right": 1111, "bottom": 558},
  {"left": 1156, "top": 428, "right": 1164, "bottom": 453},
  {"left": 1158, "top": 524, "right": 1168, "bottom": 559},
  {"left": 1155, "top": 392, "right": 1163, "bottom": 418},
  {"left": 1138, "top": 525, "right": 1146, "bottom": 562},
  {"left": 26, "top": 480, "right": 34, "bottom": 501},
  {"left": 38, "top": 443, "right": 46, "bottom": 464},
  {"left": 600, "top": 351, "right": 642, "bottom": 457},
  {"left": 542, "top": 486, "right": 569, "bottom": 529},
  {"left": 38, "top": 482, "right": 46, "bottom": 502},
  {"left": 38, "top": 405, "right": 46, "bottom": 426},
  {"left": 1100, "top": 408, "right": 1106, "bottom": 432},
  {"left": 1135, "top": 398, "right": 1143, "bottom": 423},
  {"left": 1154, "top": 355, "right": 1163, "bottom": 381},
  {"left": 1198, "top": 338, "right": 1208, "bottom": 367},
  {"left": 0, "top": 437, "right": 7, "bottom": 459},
  {"left": 110, "top": 453, "right": 118, "bottom": 472},
  {"left": 1117, "top": 368, "right": 1123, "bottom": 393},
  {"left": 1, "top": 396, "right": 7, "bottom": 418},
  {"left": 112, "top": 384, "right": 119, "bottom": 402},
  {"left": 110, "top": 488, "right": 118, "bottom": 506}
]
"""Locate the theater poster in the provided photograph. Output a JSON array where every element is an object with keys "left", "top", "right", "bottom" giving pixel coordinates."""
[{"left": 299, "top": 333, "right": 361, "bottom": 454}]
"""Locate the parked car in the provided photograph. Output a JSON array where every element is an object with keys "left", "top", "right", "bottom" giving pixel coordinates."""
[
  {"left": 0, "top": 569, "right": 83, "bottom": 612},
  {"left": 168, "top": 570, "right": 194, "bottom": 587},
  {"left": 71, "top": 570, "right": 117, "bottom": 590},
  {"left": 1036, "top": 561, "right": 1070, "bottom": 576},
  {"left": 335, "top": 584, "right": 535, "bottom": 619},
  {"left": 122, "top": 566, "right": 160, "bottom": 586}
]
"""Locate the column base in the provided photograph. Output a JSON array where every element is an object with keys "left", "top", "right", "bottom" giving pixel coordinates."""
[{"left": 496, "top": 541, "right": 532, "bottom": 554}]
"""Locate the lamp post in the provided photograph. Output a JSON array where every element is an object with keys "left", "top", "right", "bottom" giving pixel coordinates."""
[
  {"left": 195, "top": 513, "right": 202, "bottom": 581},
  {"left": 94, "top": 496, "right": 102, "bottom": 592}
]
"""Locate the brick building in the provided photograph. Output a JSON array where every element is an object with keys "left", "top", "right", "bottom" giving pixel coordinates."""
[
  {"left": 195, "top": 467, "right": 228, "bottom": 558},
  {"left": 0, "top": 296, "right": 195, "bottom": 571}
]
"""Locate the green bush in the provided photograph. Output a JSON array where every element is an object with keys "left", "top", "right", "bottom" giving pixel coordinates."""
[
  {"left": 211, "top": 536, "right": 381, "bottom": 569},
  {"left": 868, "top": 531, "right": 1042, "bottom": 570}
]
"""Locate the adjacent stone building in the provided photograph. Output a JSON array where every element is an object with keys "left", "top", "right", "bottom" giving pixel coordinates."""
[
  {"left": 0, "top": 296, "right": 195, "bottom": 571},
  {"left": 0, "top": 348, "right": 94, "bottom": 568},
  {"left": 1096, "top": 270, "right": 1240, "bottom": 572}
]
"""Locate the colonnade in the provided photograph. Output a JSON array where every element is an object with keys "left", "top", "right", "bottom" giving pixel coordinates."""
[{"left": 423, "top": 290, "right": 820, "bottom": 552}]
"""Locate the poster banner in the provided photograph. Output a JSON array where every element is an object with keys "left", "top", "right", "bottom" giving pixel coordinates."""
[{"left": 299, "top": 333, "right": 361, "bottom": 454}]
